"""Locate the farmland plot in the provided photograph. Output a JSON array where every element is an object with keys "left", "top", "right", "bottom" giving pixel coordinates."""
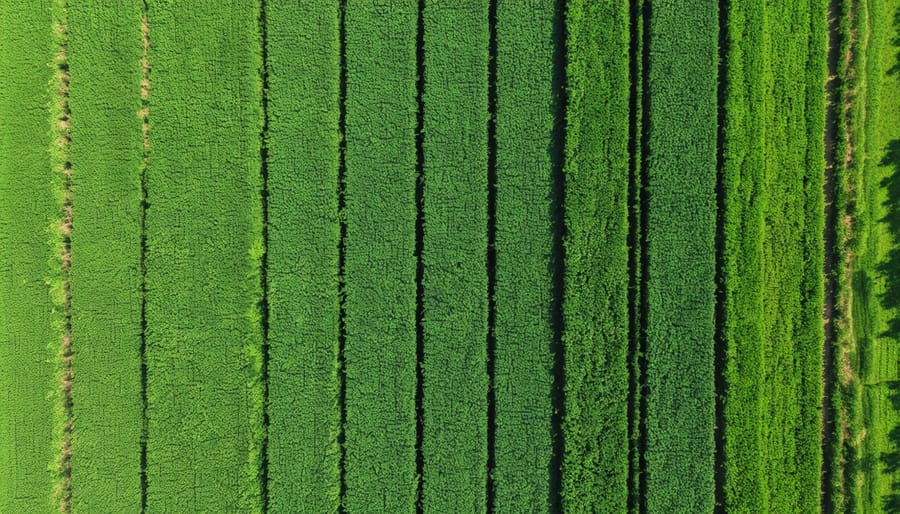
[
  {"left": 67, "top": 1, "right": 145, "bottom": 511},
  {"left": 342, "top": 1, "right": 419, "bottom": 511},
  {"left": 0, "top": 1, "right": 865, "bottom": 512},
  {"left": 264, "top": 1, "right": 342, "bottom": 511},
  {"left": 0, "top": 3, "right": 57, "bottom": 512},
  {"left": 143, "top": 1, "right": 265, "bottom": 511}
]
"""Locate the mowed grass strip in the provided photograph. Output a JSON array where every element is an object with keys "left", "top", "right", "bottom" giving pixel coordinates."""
[
  {"left": 644, "top": 1, "right": 718, "bottom": 511},
  {"left": 264, "top": 1, "right": 342, "bottom": 511},
  {"left": 760, "top": 2, "right": 825, "bottom": 511},
  {"left": 0, "top": 2, "right": 57, "bottom": 512},
  {"left": 561, "top": 0, "right": 631, "bottom": 511},
  {"left": 343, "top": 1, "right": 418, "bottom": 511},
  {"left": 493, "top": 0, "right": 560, "bottom": 510},
  {"left": 144, "top": 1, "right": 265, "bottom": 511},
  {"left": 421, "top": 1, "right": 489, "bottom": 511},
  {"left": 67, "top": 1, "right": 144, "bottom": 511},
  {"left": 721, "top": 0, "right": 769, "bottom": 510}
]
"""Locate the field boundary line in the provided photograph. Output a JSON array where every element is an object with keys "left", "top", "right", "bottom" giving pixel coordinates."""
[
  {"left": 714, "top": 0, "right": 729, "bottom": 511},
  {"left": 139, "top": 3, "right": 151, "bottom": 512},
  {"left": 637, "top": 1, "right": 651, "bottom": 510},
  {"left": 486, "top": 0, "right": 498, "bottom": 511},
  {"left": 823, "top": 0, "right": 844, "bottom": 509},
  {"left": 626, "top": 0, "right": 644, "bottom": 510},
  {"left": 257, "top": 0, "right": 271, "bottom": 510},
  {"left": 549, "top": 1, "right": 567, "bottom": 511},
  {"left": 337, "top": 1, "right": 348, "bottom": 511},
  {"left": 49, "top": 1, "right": 74, "bottom": 511},
  {"left": 414, "top": 2, "right": 425, "bottom": 512}
]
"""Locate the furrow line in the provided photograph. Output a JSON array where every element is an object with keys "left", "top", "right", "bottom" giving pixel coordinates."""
[
  {"left": 50, "top": 3, "right": 74, "bottom": 511},
  {"left": 139, "top": 5, "right": 150, "bottom": 512}
]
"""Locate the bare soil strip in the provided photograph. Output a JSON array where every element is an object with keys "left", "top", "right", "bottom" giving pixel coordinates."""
[{"left": 52, "top": 14, "right": 74, "bottom": 514}]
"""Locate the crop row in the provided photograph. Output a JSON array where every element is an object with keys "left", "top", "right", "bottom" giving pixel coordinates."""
[
  {"left": 67, "top": 1, "right": 145, "bottom": 511},
  {"left": 421, "top": 1, "right": 490, "bottom": 512},
  {"left": 561, "top": 0, "right": 631, "bottom": 512},
  {"left": 143, "top": 1, "right": 266, "bottom": 511},
  {"left": 342, "top": 1, "right": 419, "bottom": 511},
  {"left": 0, "top": 3, "right": 57, "bottom": 512},
  {"left": 719, "top": 1, "right": 827, "bottom": 512},
  {"left": 264, "top": 2, "right": 342, "bottom": 511},
  {"left": 491, "top": 0, "right": 561, "bottom": 511}
]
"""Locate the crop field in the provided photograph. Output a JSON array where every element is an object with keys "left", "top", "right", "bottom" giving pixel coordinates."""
[{"left": 1, "top": 1, "right": 899, "bottom": 513}]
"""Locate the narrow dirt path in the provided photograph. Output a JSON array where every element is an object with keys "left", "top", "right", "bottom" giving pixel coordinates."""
[{"left": 51, "top": 13, "right": 74, "bottom": 514}]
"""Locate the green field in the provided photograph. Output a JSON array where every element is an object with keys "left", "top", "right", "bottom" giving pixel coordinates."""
[
  {"left": 720, "top": 0, "right": 827, "bottom": 512},
  {"left": 2, "top": 1, "right": 899, "bottom": 512},
  {"left": 67, "top": 1, "right": 145, "bottom": 511},
  {"left": 492, "top": 1, "right": 562, "bottom": 510},
  {"left": 143, "top": 1, "right": 265, "bottom": 511},
  {"left": 422, "top": 2, "right": 489, "bottom": 512},
  {"left": 0, "top": 3, "right": 56, "bottom": 513},
  {"left": 643, "top": 2, "right": 719, "bottom": 511},
  {"left": 837, "top": 0, "right": 900, "bottom": 511},
  {"left": 342, "top": 1, "right": 418, "bottom": 511},
  {"left": 561, "top": 0, "right": 631, "bottom": 511},
  {"left": 264, "top": 1, "right": 342, "bottom": 511},
  {"left": 720, "top": 0, "right": 769, "bottom": 509},
  {"left": 760, "top": 2, "right": 826, "bottom": 511}
]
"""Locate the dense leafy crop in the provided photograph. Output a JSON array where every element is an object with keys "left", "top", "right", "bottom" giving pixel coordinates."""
[
  {"left": 67, "top": 1, "right": 145, "bottom": 511},
  {"left": 0, "top": 3, "right": 57, "bottom": 512},
  {"left": 720, "top": 0, "right": 769, "bottom": 510},
  {"left": 561, "top": 0, "right": 631, "bottom": 512},
  {"left": 265, "top": 2, "right": 342, "bottom": 511},
  {"left": 143, "top": 1, "right": 265, "bottom": 511},
  {"left": 0, "top": 1, "right": 862, "bottom": 511},
  {"left": 492, "top": 0, "right": 561, "bottom": 511},
  {"left": 421, "top": 1, "right": 490, "bottom": 512},
  {"left": 721, "top": 1, "right": 826, "bottom": 512},
  {"left": 342, "top": 1, "right": 419, "bottom": 511},
  {"left": 754, "top": 2, "right": 826, "bottom": 511},
  {"left": 643, "top": 1, "right": 719, "bottom": 511}
]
